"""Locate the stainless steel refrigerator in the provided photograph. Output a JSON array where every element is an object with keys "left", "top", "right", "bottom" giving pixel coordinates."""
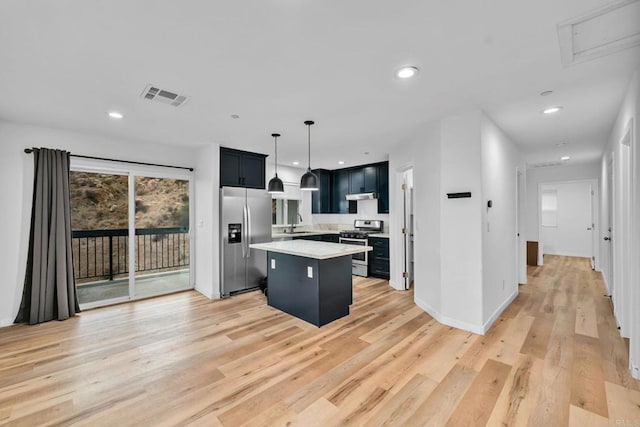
[{"left": 220, "top": 187, "right": 272, "bottom": 297}]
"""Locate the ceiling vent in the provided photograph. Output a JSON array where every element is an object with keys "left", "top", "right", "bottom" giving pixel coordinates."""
[
  {"left": 557, "top": 0, "right": 640, "bottom": 67},
  {"left": 527, "top": 161, "right": 564, "bottom": 169},
  {"left": 140, "top": 84, "right": 189, "bottom": 107}
]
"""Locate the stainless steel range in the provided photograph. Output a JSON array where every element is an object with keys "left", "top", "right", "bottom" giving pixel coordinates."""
[{"left": 339, "top": 219, "right": 383, "bottom": 277}]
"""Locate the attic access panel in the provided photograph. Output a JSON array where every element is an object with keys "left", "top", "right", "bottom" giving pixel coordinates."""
[{"left": 557, "top": 0, "right": 640, "bottom": 67}]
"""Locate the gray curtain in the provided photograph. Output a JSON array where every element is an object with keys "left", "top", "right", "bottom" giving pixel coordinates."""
[{"left": 15, "top": 148, "right": 79, "bottom": 324}]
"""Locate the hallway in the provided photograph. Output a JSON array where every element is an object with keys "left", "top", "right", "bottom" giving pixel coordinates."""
[{"left": 512, "top": 255, "right": 639, "bottom": 425}]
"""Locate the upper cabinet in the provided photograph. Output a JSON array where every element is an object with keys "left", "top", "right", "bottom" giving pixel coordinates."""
[
  {"left": 220, "top": 147, "right": 267, "bottom": 189},
  {"left": 332, "top": 169, "right": 357, "bottom": 214},
  {"left": 349, "top": 166, "right": 378, "bottom": 194},
  {"left": 311, "top": 161, "right": 389, "bottom": 214},
  {"left": 311, "top": 169, "right": 331, "bottom": 214},
  {"left": 377, "top": 162, "right": 389, "bottom": 213}
]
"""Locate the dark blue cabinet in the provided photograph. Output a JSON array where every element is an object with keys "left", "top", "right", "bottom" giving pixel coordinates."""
[
  {"left": 333, "top": 170, "right": 356, "bottom": 214},
  {"left": 310, "top": 161, "right": 387, "bottom": 214},
  {"left": 368, "top": 237, "right": 390, "bottom": 279},
  {"left": 349, "top": 166, "right": 378, "bottom": 193},
  {"left": 220, "top": 147, "right": 267, "bottom": 189},
  {"left": 377, "top": 162, "right": 389, "bottom": 213},
  {"left": 311, "top": 169, "right": 331, "bottom": 214}
]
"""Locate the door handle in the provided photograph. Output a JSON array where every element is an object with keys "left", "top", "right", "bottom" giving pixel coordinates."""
[
  {"left": 587, "top": 227, "right": 592, "bottom": 230},
  {"left": 247, "top": 205, "right": 252, "bottom": 257},
  {"left": 604, "top": 236, "right": 611, "bottom": 241},
  {"left": 242, "top": 205, "right": 248, "bottom": 258}
]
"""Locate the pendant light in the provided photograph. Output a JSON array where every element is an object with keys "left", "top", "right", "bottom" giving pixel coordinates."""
[
  {"left": 267, "top": 133, "right": 284, "bottom": 194},
  {"left": 300, "top": 120, "right": 319, "bottom": 191}
]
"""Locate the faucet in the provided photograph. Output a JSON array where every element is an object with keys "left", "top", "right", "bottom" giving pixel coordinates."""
[{"left": 288, "top": 213, "right": 303, "bottom": 233}]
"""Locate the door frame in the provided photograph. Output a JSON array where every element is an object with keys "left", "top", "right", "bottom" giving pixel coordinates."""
[
  {"left": 391, "top": 161, "right": 415, "bottom": 291},
  {"left": 537, "top": 178, "right": 599, "bottom": 265},
  {"left": 70, "top": 158, "right": 195, "bottom": 309}
]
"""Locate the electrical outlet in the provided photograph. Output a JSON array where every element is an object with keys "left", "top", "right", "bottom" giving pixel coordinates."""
[
  {"left": 307, "top": 266, "right": 313, "bottom": 278},
  {"left": 271, "top": 259, "right": 276, "bottom": 269}
]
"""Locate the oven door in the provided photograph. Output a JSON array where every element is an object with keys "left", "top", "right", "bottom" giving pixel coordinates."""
[{"left": 339, "top": 237, "right": 368, "bottom": 265}]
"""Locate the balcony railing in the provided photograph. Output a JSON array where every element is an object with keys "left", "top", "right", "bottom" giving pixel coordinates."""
[{"left": 72, "top": 227, "right": 189, "bottom": 283}]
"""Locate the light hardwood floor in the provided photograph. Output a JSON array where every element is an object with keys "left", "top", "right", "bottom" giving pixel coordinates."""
[{"left": 1, "top": 255, "right": 639, "bottom": 426}]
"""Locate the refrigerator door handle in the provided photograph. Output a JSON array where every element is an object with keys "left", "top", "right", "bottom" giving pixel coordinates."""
[
  {"left": 247, "top": 205, "right": 252, "bottom": 257},
  {"left": 242, "top": 204, "right": 248, "bottom": 258}
]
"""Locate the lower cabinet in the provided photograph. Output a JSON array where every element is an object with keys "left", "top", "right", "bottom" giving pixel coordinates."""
[{"left": 368, "top": 237, "right": 390, "bottom": 279}]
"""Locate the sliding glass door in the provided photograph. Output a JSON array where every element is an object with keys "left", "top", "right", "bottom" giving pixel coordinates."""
[
  {"left": 69, "top": 164, "right": 193, "bottom": 307},
  {"left": 133, "top": 176, "right": 190, "bottom": 298},
  {"left": 70, "top": 171, "right": 131, "bottom": 305}
]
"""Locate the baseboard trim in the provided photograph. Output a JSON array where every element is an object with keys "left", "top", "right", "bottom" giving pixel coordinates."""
[
  {"left": 388, "top": 279, "right": 404, "bottom": 291},
  {"left": 414, "top": 296, "right": 484, "bottom": 335},
  {"left": 195, "top": 285, "right": 220, "bottom": 300},
  {"left": 0, "top": 318, "right": 14, "bottom": 328},
  {"left": 482, "top": 289, "right": 518, "bottom": 333}
]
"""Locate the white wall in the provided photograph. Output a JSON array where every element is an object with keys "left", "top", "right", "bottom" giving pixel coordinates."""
[
  {"left": 194, "top": 145, "right": 220, "bottom": 298},
  {"left": 0, "top": 120, "right": 220, "bottom": 326},
  {"left": 391, "top": 111, "right": 521, "bottom": 334},
  {"left": 389, "top": 121, "right": 441, "bottom": 301},
  {"left": 600, "top": 69, "right": 639, "bottom": 379},
  {"left": 438, "top": 111, "right": 484, "bottom": 331},
  {"left": 480, "top": 113, "right": 521, "bottom": 329},
  {"left": 525, "top": 162, "right": 600, "bottom": 245}
]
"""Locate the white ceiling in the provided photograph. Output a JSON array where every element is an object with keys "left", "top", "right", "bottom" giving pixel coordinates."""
[{"left": 0, "top": 0, "right": 638, "bottom": 169}]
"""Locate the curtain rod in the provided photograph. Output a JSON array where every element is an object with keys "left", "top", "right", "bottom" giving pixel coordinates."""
[{"left": 23, "top": 148, "right": 194, "bottom": 172}]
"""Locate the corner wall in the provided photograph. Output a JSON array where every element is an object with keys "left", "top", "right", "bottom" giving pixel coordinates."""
[
  {"left": 438, "top": 111, "right": 484, "bottom": 331},
  {"left": 480, "top": 113, "right": 522, "bottom": 328}
]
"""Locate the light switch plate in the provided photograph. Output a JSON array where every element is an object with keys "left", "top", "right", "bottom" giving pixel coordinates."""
[
  {"left": 307, "top": 266, "right": 313, "bottom": 278},
  {"left": 271, "top": 259, "right": 276, "bottom": 269}
]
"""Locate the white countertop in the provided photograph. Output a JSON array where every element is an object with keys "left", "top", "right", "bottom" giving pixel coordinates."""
[
  {"left": 271, "top": 230, "right": 340, "bottom": 239},
  {"left": 250, "top": 240, "right": 372, "bottom": 260},
  {"left": 368, "top": 233, "right": 389, "bottom": 238}
]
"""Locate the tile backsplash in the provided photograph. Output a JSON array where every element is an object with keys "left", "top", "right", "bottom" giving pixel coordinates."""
[{"left": 311, "top": 199, "right": 389, "bottom": 231}]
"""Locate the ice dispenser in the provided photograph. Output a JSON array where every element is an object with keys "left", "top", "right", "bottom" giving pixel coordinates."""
[{"left": 228, "top": 223, "right": 242, "bottom": 243}]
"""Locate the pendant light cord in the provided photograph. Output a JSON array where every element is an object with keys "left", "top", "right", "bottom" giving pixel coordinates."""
[
  {"left": 307, "top": 122, "right": 311, "bottom": 169},
  {"left": 274, "top": 135, "right": 278, "bottom": 176}
]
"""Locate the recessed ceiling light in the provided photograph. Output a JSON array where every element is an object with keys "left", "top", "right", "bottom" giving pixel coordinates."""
[
  {"left": 338, "top": 161, "right": 345, "bottom": 165},
  {"left": 540, "top": 90, "right": 554, "bottom": 96},
  {"left": 108, "top": 111, "right": 123, "bottom": 119},
  {"left": 543, "top": 106, "right": 563, "bottom": 114},
  {"left": 292, "top": 161, "right": 299, "bottom": 166},
  {"left": 364, "top": 152, "right": 369, "bottom": 155},
  {"left": 555, "top": 142, "right": 568, "bottom": 147},
  {"left": 231, "top": 114, "right": 240, "bottom": 119},
  {"left": 561, "top": 156, "right": 571, "bottom": 161},
  {"left": 396, "top": 66, "right": 419, "bottom": 79}
]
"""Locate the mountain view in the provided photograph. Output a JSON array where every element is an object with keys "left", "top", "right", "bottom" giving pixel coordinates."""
[{"left": 69, "top": 172, "right": 189, "bottom": 230}]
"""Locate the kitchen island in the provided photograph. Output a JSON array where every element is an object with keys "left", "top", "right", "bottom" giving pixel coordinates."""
[{"left": 249, "top": 240, "right": 372, "bottom": 327}]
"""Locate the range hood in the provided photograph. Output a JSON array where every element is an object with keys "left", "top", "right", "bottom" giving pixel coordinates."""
[{"left": 346, "top": 192, "right": 377, "bottom": 201}]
